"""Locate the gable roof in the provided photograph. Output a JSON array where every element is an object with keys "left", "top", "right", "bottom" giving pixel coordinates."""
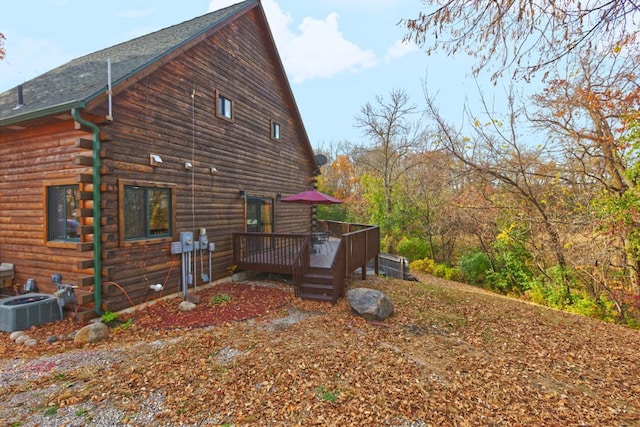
[{"left": 0, "top": 0, "right": 256, "bottom": 125}]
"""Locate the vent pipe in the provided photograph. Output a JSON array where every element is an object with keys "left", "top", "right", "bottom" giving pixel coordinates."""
[
  {"left": 106, "top": 59, "right": 113, "bottom": 121},
  {"left": 13, "top": 85, "right": 24, "bottom": 110}
]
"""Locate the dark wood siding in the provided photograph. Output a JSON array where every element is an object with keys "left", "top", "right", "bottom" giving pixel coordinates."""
[
  {"left": 0, "top": 120, "right": 96, "bottom": 302},
  {"left": 94, "top": 9, "right": 315, "bottom": 311},
  {"left": 0, "top": 8, "right": 316, "bottom": 313}
]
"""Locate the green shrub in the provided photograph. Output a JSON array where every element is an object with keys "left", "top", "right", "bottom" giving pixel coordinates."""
[
  {"left": 211, "top": 293, "right": 231, "bottom": 305},
  {"left": 458, "top": 250, "right": 491, "bottom": 286},
  {"left": 101, "top": 311, "right": 119, "bottom": 323},
  {"left": 444, "top": 267, "right": 463, "bottom": 282},
  {"left": 410, "top": 258, "right": 435, "bottom": 274},
  {"left": 411, "top": 257, "right": 462, "bottom": 281},
  {"left": 396, "top": 238, "right": 431, "bottom": 262}
]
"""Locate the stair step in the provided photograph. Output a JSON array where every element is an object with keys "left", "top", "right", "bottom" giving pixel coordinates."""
[
  {"left": 299, "top": 282, "right": 333, "bottom": 293},
  {"left": 299, "top": 292, "right": 335, "bottom": 302},
  {"left": 303, "top": 273, "right": 333, "bottom": 284}
]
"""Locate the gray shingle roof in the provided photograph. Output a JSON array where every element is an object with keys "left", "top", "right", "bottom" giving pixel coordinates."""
[{"left": 0, "top": 0, "right": 255, "bottom": 125}]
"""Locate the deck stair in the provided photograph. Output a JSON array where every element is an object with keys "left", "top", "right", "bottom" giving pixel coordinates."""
[{"left": 299, "top": 266, "right": 335, "bottom": 302}]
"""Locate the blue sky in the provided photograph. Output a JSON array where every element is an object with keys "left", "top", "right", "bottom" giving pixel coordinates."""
[{"left": 0, "top": 0, "right": 490, "bottom": 148}]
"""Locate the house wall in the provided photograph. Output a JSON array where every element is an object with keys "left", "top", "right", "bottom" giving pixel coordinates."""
[
  {"left": 93, "top": 9, "right": 315, "bottom": 311},
  {"left": 0, "top": 120, "right": 96, "bottom": 302},
  {"left": 0, "top": 8, "right": 316, "bottom": 314}
]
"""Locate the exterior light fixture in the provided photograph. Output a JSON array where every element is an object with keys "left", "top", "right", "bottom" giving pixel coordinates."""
[
  {"left": 185, "top": 161, "right": 193, "bottom": 170},
  {"left": 150, "top": 154, "right": 163, "bottom": 166}
]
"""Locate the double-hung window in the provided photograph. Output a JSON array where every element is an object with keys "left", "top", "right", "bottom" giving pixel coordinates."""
[{"left": 47, "top": 184, "right": 80, "bottom": 242}]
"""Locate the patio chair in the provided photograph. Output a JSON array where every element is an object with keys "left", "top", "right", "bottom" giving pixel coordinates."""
[{"left": 311, "top": 232, "right": 331, "bottom": 255}]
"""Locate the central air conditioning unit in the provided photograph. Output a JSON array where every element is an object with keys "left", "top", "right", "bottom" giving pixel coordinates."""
[{"left": 0, "top": 293, "right": 61, "bottom": 332}]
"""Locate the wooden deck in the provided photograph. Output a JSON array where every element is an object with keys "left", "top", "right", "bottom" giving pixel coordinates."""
[
  {"left": 232, "top": 222, "right": 379, "bottom": 302},
  {"left": 310, "top": 238, "right": 339, "bottom": 268}
]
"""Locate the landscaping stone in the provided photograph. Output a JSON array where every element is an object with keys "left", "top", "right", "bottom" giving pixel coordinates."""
[
  {"left": 15, "top": 334, "right": 30, "bottom": 344},
  {"left": 347, "top": 288, "right": 394, "bottom": 321},
  {"left": 74, "top": 322, "right": 110, "bottom": 344},
  {"left": 186, "top": 293, "right": 201, "bottom": 304},
  {"left": 179, "top": 301, "right": 197, "bottom": 312},
  {"left": 9, "top": 331, "right": 26, "bottom": 341}
]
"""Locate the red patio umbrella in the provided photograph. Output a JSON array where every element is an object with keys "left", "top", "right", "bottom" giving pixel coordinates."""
[{"left": 280, "top": 188, "right": 343, "bottom": 204}]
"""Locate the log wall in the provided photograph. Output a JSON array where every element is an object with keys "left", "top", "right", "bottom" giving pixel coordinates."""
[{"left": 0, "top": 8, "right": 317, "bottom": 314}]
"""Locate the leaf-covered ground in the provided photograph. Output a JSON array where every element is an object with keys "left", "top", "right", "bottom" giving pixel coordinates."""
[{"left": 1, "top": 274, "right": 640, "bottom": 426}]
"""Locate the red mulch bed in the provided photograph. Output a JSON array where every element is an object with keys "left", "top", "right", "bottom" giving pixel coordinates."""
[{"left": 130, "top": 282, "right": 293, "bottom": 329}]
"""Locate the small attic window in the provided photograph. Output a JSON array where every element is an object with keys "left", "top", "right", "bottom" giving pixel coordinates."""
[
  {"left": 271, "top": 120, "right": 281, "bottom": 141},
  {"left": 216, "top": 90, "right": 233, "bottom": 121}
]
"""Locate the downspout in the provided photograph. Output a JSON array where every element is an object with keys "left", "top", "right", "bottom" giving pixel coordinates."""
[{"left": 70, "top": 108, "right": 103, "bottom": 315}]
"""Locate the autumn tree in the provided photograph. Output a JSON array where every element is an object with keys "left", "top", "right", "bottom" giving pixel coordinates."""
[
  {"left": 402, "top": 1, "right": 640, "bottom": 80},
  {"left": 530, "top": 46, "right": 640, "bottom": 294},
  {"left": 315, "top": 149, "right": 356, "bottom": 222},
  {"left": 395, "top": 149, "right": 461, "bottom": 263},
  {"left": 425, "top": 84, "right": 573, "bottom": 294},
  {"left": 351, "top": 89, "right": 428, "bottom": 244}
]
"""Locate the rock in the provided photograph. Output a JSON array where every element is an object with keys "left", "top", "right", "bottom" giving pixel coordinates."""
[
  {"left": 47, "top": 336, "right": 58, "bottom": 343},
  {"left": 185, "top": 293, "right": 201, "bottom": 304},
  {"left": 23, "top": 338, "right": 38, "bottom": 346},
  {"left": 74, "top": 322, "right": 110, "bottom": 344},
  {"left": 179, "top": 301, "right": 197, "bottom": 312},
  {"left": 15, "top": 334, "right": 30, "bottom": 344},
  {"left": 9, "top": 331, "right": 26, "bottom": 341},
  {"left": 347, "top": 288, "right": 394, "bottom": 321}
]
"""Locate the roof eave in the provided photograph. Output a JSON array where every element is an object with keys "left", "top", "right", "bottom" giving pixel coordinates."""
[{"left": 0, "top": 99, "right": 88, "bottom": 127}]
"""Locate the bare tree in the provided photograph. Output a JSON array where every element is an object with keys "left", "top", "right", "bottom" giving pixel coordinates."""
[
  {"left": 0, "top": 33, "right": 5, "bottom": 61},
  {"left": 352, "top": 89, "right": 427, "bottom": 218},
  {"left": 424, "top": 83, "right": 572, "bottom": 291},
  {"left": 402, "top": 0, "right": 640, "bottom": 80}
]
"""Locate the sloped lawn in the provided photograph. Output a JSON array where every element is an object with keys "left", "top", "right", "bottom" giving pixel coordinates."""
[{"left": 1, "top": 274, "right": 639, "bottom": 426}]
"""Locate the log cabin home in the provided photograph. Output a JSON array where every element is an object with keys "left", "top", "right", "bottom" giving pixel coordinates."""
[{"left": 0, "top": 0, "right": 380, "bottom": 322}]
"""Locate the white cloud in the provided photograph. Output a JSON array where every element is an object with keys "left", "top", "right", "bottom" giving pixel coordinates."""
[
  {"left": 281, "top": 12, "right": 377, "bottom": 83},
  {"left": 383, "top": 39, "right": 419, "bottom": 63},
  {"left": 208, "top": 0, "right": 378, "bottom": 83}
]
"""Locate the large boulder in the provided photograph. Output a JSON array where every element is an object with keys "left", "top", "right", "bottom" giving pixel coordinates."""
[
  {"left": 74, "top": 322, "right": 110, "bottom": 344},
  {"left": 347, "top": 288, "right": 394, "bottom": 321}
]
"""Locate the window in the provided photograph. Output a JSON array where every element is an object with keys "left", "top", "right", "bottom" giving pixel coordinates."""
[
  {"left": 216, "top": 91, "right": 233, "bottom": 120},
  {"left": 47, "top": 185, "right": 80, "bottom": 242},
  {"left": 271, "top": 120, "right": 281, "bottom": 140},
  {"left": 123, "top": 184, "right": 172, "bottom": 240}
]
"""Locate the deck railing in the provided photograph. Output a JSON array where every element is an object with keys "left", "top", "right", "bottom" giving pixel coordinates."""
[
  {"left": 232, "top": 233, "right": 310, "bottom": 281},
  {"left": 340, "top": 224, "right": 380, "bottom": 280},
  {"left": 232, "top": 222, "right": 380, "bottom": 301},
  {"left": 330, "top": 240, "right": 347, "bottom": 301}
]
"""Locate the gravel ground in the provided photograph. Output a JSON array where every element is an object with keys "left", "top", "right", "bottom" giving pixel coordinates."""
[{"left": 0, "top": 308, "right": 311, "bottom": 427}]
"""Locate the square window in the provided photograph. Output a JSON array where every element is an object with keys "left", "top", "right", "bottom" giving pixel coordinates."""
[
  {"left": 217, "top": 92, "right": 233, "bottom": 120},
  {"left": 123, "top": 185, "right": 172, "bottom": 240},
  {"left": 271, "top": 120, "right": 281, "bottom": 140},
  {"left": 47, "top": 185, "right": 80, "bottom": 242}
]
